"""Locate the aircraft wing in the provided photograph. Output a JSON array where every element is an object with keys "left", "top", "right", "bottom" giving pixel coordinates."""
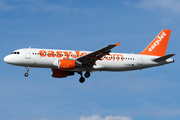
[{"left": 76, "top": 42, "right": 120, "bottom": 65}]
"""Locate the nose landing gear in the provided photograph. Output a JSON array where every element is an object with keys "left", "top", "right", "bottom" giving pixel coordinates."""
[
  {"left": 24, "top": 67, "right": 29, "bottom": 77},
  {"left": 78, "top": 71, "right": 91, "bottom": 83}
]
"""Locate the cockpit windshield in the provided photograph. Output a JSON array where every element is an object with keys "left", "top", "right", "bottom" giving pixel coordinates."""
[{"left": 11, "top": 51, "right": 20, "bottom": 54}]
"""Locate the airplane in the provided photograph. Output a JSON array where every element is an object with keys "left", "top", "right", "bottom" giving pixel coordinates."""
[{"left": 4, "top": 29, "right": 175, "bottom": 83}]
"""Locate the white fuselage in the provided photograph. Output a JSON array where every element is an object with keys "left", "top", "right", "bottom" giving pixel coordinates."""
[{"left": 4, "top": 48, "right": 174, "bottom": 72}]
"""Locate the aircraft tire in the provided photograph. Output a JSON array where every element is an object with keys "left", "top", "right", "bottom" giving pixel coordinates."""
[
  {"left": 24, "top": 73, "right": 29, "bottom": 77},
  {"left": 84, "top": 72, "right": 90, "bottom": 78},
  {"left": 79, "top": 77, "right": 85, "bottom": 83}
]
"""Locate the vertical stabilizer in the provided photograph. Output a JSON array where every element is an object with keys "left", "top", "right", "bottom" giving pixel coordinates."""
[{"left": 139, "top": 29, "right": 171, "bottom": 56}]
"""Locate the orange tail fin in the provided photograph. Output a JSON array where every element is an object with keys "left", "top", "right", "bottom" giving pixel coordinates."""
[{"left": 139, "top": 29, "right": 171, "bottom": 56}]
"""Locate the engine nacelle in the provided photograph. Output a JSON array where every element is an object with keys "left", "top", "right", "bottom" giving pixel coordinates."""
[
  {"left": 53, "top": 59, "right": 76, "bottom": 70},
  {"left": 51, "top": 69, "right": 74, "bottom": 78}
]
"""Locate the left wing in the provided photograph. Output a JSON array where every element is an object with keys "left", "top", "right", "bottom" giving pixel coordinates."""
[{"left": 76, "top": 42, "right": 120, "bottom": 66}]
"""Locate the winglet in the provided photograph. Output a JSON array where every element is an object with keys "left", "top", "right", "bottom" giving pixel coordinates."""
[{"left": 115, "top": 42, "right": 120, "bottom": 47}]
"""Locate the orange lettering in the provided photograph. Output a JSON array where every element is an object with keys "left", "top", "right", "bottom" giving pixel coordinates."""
[
  {"left": 72, "top": 54, "right": 76, "bottom": 58},
  {"left": 71, "top": 54, "right": 76, "bottom": 58},
  {"left": 56, "top": 51, "right": 63, "bottom": 58},
  {"left": 76, "top": 51, "right": 80, "bottom": 57},
  {"left": 63, "top": 51, "right": 72, "bottom": 59},
  {"left": 113, "top": 54, "right": 123, "bottom": 61},
  {"left": 105, "top": 54, "right": 112, "bottom": 61},
  {"left": 39, "top": 50, "right": 46, "bottom": 57},
  {"left": 71, "top": 51, "right": 80, "bottom": 58},
  {"left": 81, "top": 52, "right": 88, "bottom": 56},
  {"left": 47, "top": 51, "right": 55, "bottom": 57}
]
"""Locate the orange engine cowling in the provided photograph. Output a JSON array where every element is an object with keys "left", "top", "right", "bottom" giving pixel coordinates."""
[
  {"left": 59, "top": 60, "right": 76, "bottom": 69},
  {"left": 51, "top": 69, "right": 74, "bottom": 78}
]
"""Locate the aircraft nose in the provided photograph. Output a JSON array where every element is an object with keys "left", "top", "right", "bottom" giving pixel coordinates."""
[{"left": 4, "top": 55, "right": 11, "bottom": 63}]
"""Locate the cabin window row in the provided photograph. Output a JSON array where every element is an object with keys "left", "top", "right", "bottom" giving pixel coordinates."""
[
  {"left": 32, "top": 53, "right": 81, "bottom": 57},
  {"left": 32, "top": 53, "right": 135, "bottom": 60},
  {"left": 103, "top": 56, "right": 135, "bottom": 60}
]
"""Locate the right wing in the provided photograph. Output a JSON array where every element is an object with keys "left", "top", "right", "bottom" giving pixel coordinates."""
[{"left": 76, "top": 42, "right": 120, "bottom": 65}]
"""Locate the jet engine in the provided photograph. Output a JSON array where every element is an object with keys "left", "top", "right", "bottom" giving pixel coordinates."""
[{"left": 53, "top": 59, "right": 76, "bottom": 70}]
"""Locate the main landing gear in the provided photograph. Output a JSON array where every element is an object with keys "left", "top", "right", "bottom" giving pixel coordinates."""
[
  {"left": 24, "top": 67, "right": 29, "bottom": 77},
  {"left": 78, "top": 71, "right": 91, "bottom": 83}
]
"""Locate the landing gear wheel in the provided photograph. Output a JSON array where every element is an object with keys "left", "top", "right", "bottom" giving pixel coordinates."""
[
  {"left": 84, "top": 72, "right": 90, "bottom": 78},
  {"left": 24, "top": 73, "right": 29, "bottom": 77},
  {"left": 24, "top": 67, "right": 29, "bottom": 77},
  {"left": 77, "top": 72, "right": 86, "bottom": 83},
  {"left": 79, "top": 77, "right": 85, "bottom": 83}
]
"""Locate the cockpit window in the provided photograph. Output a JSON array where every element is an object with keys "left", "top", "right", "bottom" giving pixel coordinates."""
[{"left": 11, "top": 51, "right": 20, "bottom": 54}]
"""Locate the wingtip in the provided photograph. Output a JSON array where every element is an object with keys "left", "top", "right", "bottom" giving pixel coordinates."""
[{"left": 115, "top": 42, "right": 120, "bottom": 47}]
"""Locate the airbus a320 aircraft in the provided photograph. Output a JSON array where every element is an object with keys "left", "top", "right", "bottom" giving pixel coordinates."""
[{"left": 4, "top": 29, "right": 175, "bottom": 83}]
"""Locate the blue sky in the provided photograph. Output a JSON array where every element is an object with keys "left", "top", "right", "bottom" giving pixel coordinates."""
[{"left": 0, "top": 0, "right": 180, "bottom": 120}]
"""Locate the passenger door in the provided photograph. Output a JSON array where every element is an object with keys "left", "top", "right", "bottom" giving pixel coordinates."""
[{"left": 25, "top": 47, "right": 31, "bottom": 59}]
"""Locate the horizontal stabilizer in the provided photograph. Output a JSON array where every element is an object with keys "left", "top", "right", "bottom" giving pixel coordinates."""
[{"left": 153, "top": 54, "right": 175, "bottom": 62}]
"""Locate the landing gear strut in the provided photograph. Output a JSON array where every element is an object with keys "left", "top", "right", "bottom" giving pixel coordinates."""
[{"left": 24, "top": 67, "right": 29, "bottom": 77}]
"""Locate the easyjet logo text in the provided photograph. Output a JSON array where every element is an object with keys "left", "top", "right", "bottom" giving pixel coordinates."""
[
  {"left": 149, "top": 32, "right": 166, "bottom": 52},
  {"left": 39, "top": 50, "right": 123, "bottom": 61}
]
